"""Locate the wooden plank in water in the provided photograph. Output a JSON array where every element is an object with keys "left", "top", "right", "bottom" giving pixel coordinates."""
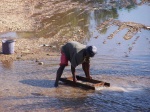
[{"left": 59, "top": 75, "right": 110, "bottom": 90}]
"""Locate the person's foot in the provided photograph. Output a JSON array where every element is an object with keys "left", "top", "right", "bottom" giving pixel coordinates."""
[
  {"left": 73, "top": 77, "right": 77, "bottom": 83},
  {"left": 87, "top": 76, "right": 92, "bottom": 80}
]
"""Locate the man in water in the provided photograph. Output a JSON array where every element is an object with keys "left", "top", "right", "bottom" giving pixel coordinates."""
[{"left": 54, "top": 41, "right": 97, "bottom": 87}]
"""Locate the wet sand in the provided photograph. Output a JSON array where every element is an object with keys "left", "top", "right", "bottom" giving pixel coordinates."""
[
  {"left": 0, "top": 38, "right": 60, "bottom": 61},
  {"left": 0, "top": 56, "right": 150, "bottom": 112},
  {"left": 0, "top": 0, "right": 149, "bottom": 62},
  {"left": 0, "top": 0, "right": 150, "bottom": 111},
  {"left": 0, "top": 0, "right": 87, "bottom": 61},
  {"left": 0, "top": 0, "right": 85, "bottom": 111}
]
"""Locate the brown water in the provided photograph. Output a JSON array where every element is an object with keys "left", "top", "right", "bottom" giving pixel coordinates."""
[
  {"left": 0, "top": 0, "right": 150, "bottom": 112},
  {"left": 0, "top": 56, "right": 150, "bottom": 111}
]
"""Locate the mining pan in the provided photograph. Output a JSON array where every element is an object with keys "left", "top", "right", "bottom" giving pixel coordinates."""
[{"left": 60, "top": 75, "right": 110, "bottom": 90}]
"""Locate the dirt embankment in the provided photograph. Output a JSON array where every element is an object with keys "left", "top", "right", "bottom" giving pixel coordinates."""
[
  {"left": 0, "top": 0, "right": 84, "bottom": 32},
  {"left": 0, "top": 0, "right": 149, "bottom": 61},
  {"left": 0, "top": 0, "right": 86, "bottom": 61},
  {"left": 0, "top": 38, "right": 59, "bottom": 61}
]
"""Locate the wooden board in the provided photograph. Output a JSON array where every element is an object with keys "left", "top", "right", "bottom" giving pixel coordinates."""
[{"left": 59, "top": 75, "right": 110, "bottom": 90}]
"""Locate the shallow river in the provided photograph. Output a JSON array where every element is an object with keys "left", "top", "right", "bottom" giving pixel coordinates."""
[{"left": 0, "top": 0, "right": 150, "bottom": 112}]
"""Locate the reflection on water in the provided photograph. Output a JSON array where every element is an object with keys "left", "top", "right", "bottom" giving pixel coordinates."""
[
  {"left": 0, "top": 31, "right": 36, "bottom": 39},
  {"left": 37, "top": 8, "right": 90, "bottom": 38}
]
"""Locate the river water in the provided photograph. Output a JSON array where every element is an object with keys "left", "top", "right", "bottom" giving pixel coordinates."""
[{"left": 0, "top": 0, "right": 150, "bottom": 112}]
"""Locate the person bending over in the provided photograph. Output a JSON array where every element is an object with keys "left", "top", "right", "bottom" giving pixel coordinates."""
[{"left": 54, "top": 41, "right": 97, "bottom": 87}]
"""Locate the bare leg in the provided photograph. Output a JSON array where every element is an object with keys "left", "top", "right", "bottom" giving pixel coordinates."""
[
  {"left": 71, "top": 65, "right": 77, "bottom": 83},
  {"left": 54, "top": 65, "right": 65, "bottom": 87},
  {"left": 82, "top": 60, "right": 92, "bottom": 79}
]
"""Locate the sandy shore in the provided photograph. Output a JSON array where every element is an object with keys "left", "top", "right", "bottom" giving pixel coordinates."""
[
  {"left": 1, "top": 0, "right": 149, "bottom": 61},
  {"left": 0, "top": 38, "right": 59, "bottom": 61},
  {"left": 0, "top": 0, "right": 87, "bottom": 61},
  {"left": 0, "top": 0, "right": 84, "bottom": 32},
  {"left": 0, "top": 0, "right": 150, "bottom": 111}
]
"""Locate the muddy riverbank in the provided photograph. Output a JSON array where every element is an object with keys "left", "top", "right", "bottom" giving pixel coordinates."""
[
  {"left": 0, "top": 0, "right": 85, "bottom": 32},
  {"left": 0, "top": 0, "right": 88, "bottom": 61},
  {"left": 0, "top": 38, "right": 58, "bottom": 61},
  {"left": 0, "top": 0, "right": 150, "bottom": 112},
  {"left": 1, "top": 19, "right": 149, "bottom": 61},
  {"left": 0, "top": 0, "right": 150, "bottom": 61}
]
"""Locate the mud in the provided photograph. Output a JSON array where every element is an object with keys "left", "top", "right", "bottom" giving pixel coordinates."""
[
  {"left": 0, "top": 0, "right": 89, "bottom": 61},
  {"left": 0, "top": 0, "right": 150, "bottom": 112}
]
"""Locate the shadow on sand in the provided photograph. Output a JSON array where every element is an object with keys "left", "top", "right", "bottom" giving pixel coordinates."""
[{"left": 20, "top": 79, "right": 55, "bottom": 88}]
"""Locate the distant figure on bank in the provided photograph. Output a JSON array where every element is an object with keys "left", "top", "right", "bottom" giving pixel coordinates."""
[{"left": 54, "top": 41, "right": 97, "bottom": 87}]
